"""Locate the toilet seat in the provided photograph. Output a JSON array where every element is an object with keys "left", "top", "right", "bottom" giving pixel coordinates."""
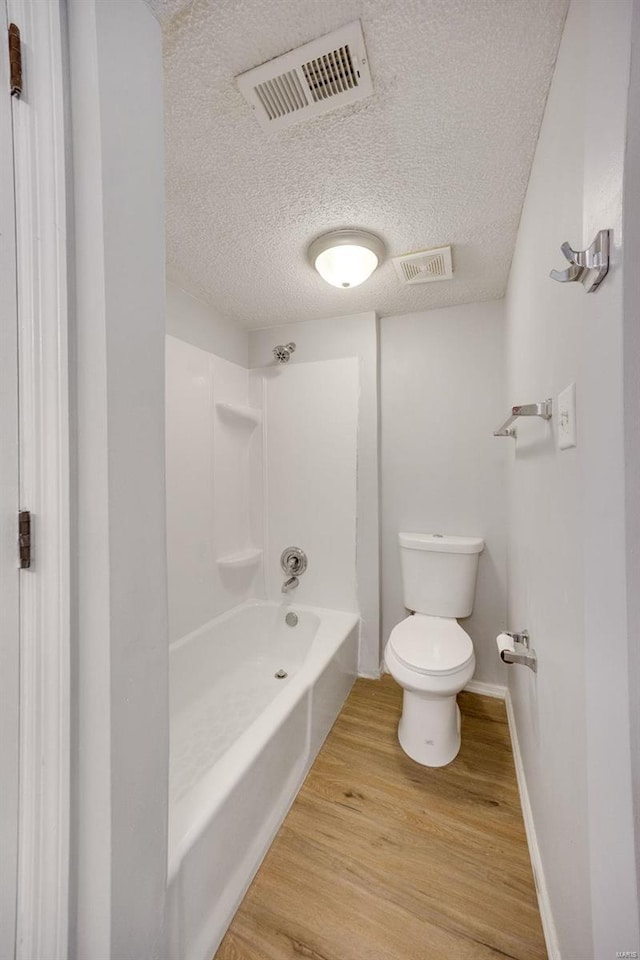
[{"left": 388, "top": 614, "right": 474, "bottom": 677}]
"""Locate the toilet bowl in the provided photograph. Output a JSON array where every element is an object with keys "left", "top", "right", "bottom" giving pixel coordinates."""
[
  {"left": 386, "top": 532, "right": 484, "bottom": 767},
  {"left": 385, "top": 614, "right": 475, "bottom": 766}
]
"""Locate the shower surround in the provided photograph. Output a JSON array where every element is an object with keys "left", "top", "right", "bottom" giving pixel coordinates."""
[{"left": 165, "top": 335, "right": 361, "bottom": 959}]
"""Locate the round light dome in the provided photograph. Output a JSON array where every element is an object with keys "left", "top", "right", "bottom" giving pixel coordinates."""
[{"left": 308, "top": 229, "right": 385, "bottom": 289}]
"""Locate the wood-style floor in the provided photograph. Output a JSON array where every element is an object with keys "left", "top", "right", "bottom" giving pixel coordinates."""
[{"left": 215, "top": 676, "right": 547, "bottom": 960}]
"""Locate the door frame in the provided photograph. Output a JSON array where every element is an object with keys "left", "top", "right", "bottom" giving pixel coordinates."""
[
  {"left": 0, "top": 1, "right": 20, "bottom": 955},
  {"left": 7, "top": 1, "right": 70, "bottom": 957}
]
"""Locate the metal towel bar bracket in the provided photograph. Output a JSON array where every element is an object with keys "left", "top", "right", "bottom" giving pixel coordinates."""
[
  {"left": 494, "top": 399, "right": 552, "bottom": 439},
  {"left": 550, "top": 229, "right": 611, "bottom": 293}
]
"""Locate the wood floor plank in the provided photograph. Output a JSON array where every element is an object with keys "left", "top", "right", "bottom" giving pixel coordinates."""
[{"left": 215, "top": 676, "right": 547, "bottom": 960}]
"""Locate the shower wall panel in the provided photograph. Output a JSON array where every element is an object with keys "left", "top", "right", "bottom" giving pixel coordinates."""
[
  {"left": 258, "top": 357, "right": 359, "bottom": 614},
  {"left": 166, "top": 335, "right": 263, "bottom": 641}
]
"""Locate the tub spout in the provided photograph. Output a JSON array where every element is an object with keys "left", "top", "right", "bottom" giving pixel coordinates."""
[{"left": 281, "top": 576, "right": 299, "bottom": 593}]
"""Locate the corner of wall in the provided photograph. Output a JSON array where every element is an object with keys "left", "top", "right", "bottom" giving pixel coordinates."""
[
  {"left": 68, "top": 0, "right": 169, "bottom": 955},
  {"left": 166, "top": 279, "right": 249, "bottom": 368}
]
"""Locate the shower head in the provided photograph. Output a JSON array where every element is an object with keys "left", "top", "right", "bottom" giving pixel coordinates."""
[{"left": 273, "top": 342, "right": 296, "bottom": 364}]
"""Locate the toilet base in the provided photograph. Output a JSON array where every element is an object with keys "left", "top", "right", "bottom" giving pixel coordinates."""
[{"left": 397, "top": 690, "right": 462, "bottom": 767}]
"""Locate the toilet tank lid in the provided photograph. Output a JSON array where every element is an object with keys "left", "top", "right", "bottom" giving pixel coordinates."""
[{"left": 398, "top": 532, "right": 485, "bottom": 554}]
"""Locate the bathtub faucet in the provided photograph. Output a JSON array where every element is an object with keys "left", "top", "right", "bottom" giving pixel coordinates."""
[{"left": 281, "top": 576, "right": 299, "bottom": 593}]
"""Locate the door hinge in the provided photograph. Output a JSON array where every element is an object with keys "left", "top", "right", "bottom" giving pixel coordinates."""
[
  {"left": 8, "top": 23, "right": 22, "bottom": 98},
  {"left": 19, "top": 510, "right": 32, "bottom": 569}
]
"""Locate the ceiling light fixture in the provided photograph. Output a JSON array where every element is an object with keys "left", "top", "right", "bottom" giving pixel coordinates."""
[{"left": 308, "top": 229, "right": 385, "bottom": 289}]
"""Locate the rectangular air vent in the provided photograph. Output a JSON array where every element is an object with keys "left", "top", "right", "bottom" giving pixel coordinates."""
[
  {"left": 236, "top": 21, "right": 373, "bottom": 133},
  {"left": 392, "top": 246, "right": 454, "bottom": 285}
]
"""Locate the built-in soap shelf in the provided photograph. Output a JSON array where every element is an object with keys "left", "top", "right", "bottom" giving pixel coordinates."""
[
  {"left": 216, "top": 547, "right": 262, "bottom": 570},
  {"left": 215, "top": 402, "right": 261, "bottom": 427}
]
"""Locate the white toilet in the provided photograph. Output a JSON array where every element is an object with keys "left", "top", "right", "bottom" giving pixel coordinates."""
[{"left": 384, "top": 532, "right": 484, "bottom": 767}]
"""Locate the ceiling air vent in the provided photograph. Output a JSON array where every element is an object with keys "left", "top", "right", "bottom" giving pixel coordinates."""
[
  {"left": 236, "top": 21, "right": 373, "bottom": 133},
  {"left": 392, "top": 246, "right": 454, "bottom": 285}
]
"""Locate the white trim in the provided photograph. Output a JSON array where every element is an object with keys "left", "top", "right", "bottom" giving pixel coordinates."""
[
  {"left": 0, "top": 2, "right": 20, "bottom": 953},
  {"left": 464, "top": 679, "right": 507, "bottom": 699},
  {"left": 504, "top": 689, "right": 561, "bottom": 960},
  {"left": 9, "top": 1, "right": 70, "bottom": 957}
]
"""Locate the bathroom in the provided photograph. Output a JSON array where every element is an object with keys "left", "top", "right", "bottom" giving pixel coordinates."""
[
  {"left": 2, "top": 0, "right": 638, "bottom": 958},
  {"left": 157, "top": 0, "right": 637, "bottom": 954}
]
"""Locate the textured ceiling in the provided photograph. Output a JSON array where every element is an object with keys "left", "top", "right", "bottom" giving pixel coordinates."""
[{"left": 147, "top": 0, "right": 568, "bottom": 327}]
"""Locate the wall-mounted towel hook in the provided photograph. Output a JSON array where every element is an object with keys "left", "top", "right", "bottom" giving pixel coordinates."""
[{"left": 550, "top": 229, "right": 611, "bottom": 293}]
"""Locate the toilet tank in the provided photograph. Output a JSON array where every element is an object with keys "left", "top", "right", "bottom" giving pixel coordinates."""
[{"left": 398, "top": 532, "right": 484, "bottom": 618}]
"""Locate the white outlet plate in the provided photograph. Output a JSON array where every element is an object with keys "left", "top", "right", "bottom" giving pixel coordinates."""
[{"left": 558, "top": 382, "right": 577, "bottom": 450}]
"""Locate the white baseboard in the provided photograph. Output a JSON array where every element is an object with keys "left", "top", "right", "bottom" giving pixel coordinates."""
[
  {"left": 464, "top": 679, "right": 507, "bottom": 699},
  {"left": 504, "top": 690, "right": 561, "bottom": 960}
]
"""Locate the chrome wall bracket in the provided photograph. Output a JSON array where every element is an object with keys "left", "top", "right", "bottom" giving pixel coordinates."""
[
  {"left": 500, "top": 630, "right": 538, "bottom": 673},
  {"left": 494, "top": 399, "right": 552, "bottom": 438},
  {"left": 550, "top": 229, "right": 611, "bottom": 293}
]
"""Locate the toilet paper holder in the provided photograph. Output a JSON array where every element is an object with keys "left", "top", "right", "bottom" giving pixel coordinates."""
[{"left": 499, "top": 630, "right": 538, "bottom": 673}]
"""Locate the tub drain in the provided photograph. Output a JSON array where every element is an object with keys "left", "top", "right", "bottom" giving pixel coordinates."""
[{"left": 275, "top": 669, "right": 288, "bottom": 679}]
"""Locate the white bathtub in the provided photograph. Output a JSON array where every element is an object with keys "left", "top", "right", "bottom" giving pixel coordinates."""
[{"left": 166, "top": 600, "right": 359, "bottom": 960}]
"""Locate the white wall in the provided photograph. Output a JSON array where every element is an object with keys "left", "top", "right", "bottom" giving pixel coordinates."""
[
  {"left": 67, "top": 1, "right": 168, "bottom": 957},
  {"left": 165, "top": 336, "right": 261, "bottom": 641},
  {"left": 581, "top": 1, "right": 639, "bottom": 952},
  {"left": 505, "top": 6, "right": 590, "bottom": 951},
  {"left": 505, "top": 0, "right": 639, "bottom": 955},
  {"left": 166, "top": 280, "right": 248, "bottom": 366},
  {"left": 623, "top": 0, "right": 640, "bottom": 901},
  {"left": 249, "top": 314, "right": 379, "bottom": 675},
  {"left": 380, "top": 301, "right": 507, "bottom": 687},
  {"left": 258, "top": 358, "right": 358, "bottom": 614}
]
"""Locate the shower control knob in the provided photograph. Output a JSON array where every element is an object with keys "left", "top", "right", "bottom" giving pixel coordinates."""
[{"left": 280, "top": 546, "right": 307, "bottom": 576}]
